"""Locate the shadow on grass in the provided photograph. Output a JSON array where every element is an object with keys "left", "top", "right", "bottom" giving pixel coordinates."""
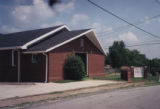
[
  {"left": 93, "top": 73, "right": 124, "bottom": 81},
  {"left": 54, "top": 77, "right": 90, "bottom": 83}
]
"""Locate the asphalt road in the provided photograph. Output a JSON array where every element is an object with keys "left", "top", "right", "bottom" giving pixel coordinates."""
[{"left": 22, "top": 85, "right": 160, "bottom": 109}]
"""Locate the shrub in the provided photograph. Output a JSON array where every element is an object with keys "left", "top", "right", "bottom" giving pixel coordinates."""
[{"left": 63, "top": 55, "right": 85, "bottom": 80}]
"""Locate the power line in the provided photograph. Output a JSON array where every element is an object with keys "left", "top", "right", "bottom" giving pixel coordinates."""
[
  {"left": 155, "top": 0, "right": 160, "bottom": 5},
  {"left": 125, "top": 40, "right": 160, "bottom": 45},
  {"left": 104, "top": 42, "right": 160, "bottom": 49},
  {"left": 88, "top": 0, "right": 160, "bottom": 39},
  {"left": 97, "top": 14, "right": 160, "bottom": 36},
  {"left": 127, "top": 42, "right": 160, "bottom": 47}
]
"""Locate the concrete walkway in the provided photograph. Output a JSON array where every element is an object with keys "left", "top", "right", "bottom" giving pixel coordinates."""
[{"left": 0, "top": 80, "right": 120, "bottom": 100}]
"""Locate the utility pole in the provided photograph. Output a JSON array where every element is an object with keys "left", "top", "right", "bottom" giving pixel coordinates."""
[
  {"left": 149, "top": 60, "right": 151, "bottom": 74},
  {"left": 158, "top": 71, "right": 160, "bottom": 82}
]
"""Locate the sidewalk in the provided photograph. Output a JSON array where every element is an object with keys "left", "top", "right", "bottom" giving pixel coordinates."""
[{"left": 0, "top": 80, "right": 120, "bottom": 100}]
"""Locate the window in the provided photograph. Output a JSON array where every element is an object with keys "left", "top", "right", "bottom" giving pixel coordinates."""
[
  {"left": 80, "top": 39, "right": 84, "bottom": 47},
  {"left": 12, "top": 50, "right": 15, "bottom": 67},
  {"left": 32, "top": 54, "right": 38, "bottom": 63}
]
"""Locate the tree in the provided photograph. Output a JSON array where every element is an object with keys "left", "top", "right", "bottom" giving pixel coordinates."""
[
  {"left": 109, "top": 41, "right": 128, "bottom": 67},
  {"left": 107, "top": 41, "right": 149, "bottom": 68},
  {"left": 150, "top": 58, "right": 160, "bottom": 75}
]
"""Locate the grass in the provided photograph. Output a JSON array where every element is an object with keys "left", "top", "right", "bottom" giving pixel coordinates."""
[
  {"left": 82, "top": 76, "right": 90, "bottom": 80},
  {"left": 93, "top": 72, "right": 160, "bottom": 83},
  {"left": 143, "top": 82, "right": 160, "bottom": 86},
  {"left": 54, "top": 72, "right": 159, "bottom": 83},
  {"left": 54, "top": 76, "right": 90, "bottom": 83},
  {"left": 50, "top": 91, "right": 63, "bottom": 94},
  {"left": 131, "top": 74, "right": 159, "bottom": 82},
  {"left": 93, "top": 73, "right": 123, "bottom": 81},
  {"left": 54, "top": 80, "right": 76, "bottom": 83}
]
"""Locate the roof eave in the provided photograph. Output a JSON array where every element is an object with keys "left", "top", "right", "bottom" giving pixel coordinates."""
[
  {"left": 22, "top": 29, "right": 106, "bottom": 55},
  {"left": 0, "top": 46, "right": 22, "bottom": 50},
  {"left": 0, "top": 25, "right": 70, "bottom": 51},
  {"left": 22, "top": 29, "right": 92, "bottom": 54},
  {"left": 91, "top": 30, "right": 106, "bottom": 55},
  {"left": 21, "top": 25, "right": 70, "bottom": 49},
  {"left": 46, "top": 29, "right": 93, "bottom": 52},
  {"left": 23, "top": 50, "right": 45, "bottom": 54}
]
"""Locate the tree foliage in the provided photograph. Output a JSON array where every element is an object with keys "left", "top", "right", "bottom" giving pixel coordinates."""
[
  {"left": 107, "top": 41, "right": 149, "bottom": 68},
  {"left": 150, "top": 58, "right": 160, "bottom": 74}
]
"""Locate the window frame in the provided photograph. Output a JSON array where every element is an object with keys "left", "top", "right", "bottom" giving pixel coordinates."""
[{"left": 31, "top": 54, "right": 38, "bottom": 63}]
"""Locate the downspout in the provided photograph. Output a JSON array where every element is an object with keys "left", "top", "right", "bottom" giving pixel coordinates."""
[
  {"left": 43, "top": 53, "right": 48, "bottom": 83},
  {"left": 17, "top": 50, "right": 21, "bottom": 82},
  {"left": 86, "top": 53, "right": 89, "bottom": 76}
]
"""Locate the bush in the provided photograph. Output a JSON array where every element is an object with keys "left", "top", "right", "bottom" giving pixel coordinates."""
[
  {"left": 151, "top": 67, "right": 159, "bottom": 76},
  {"left": 63, "top": 55, "right": 85, "bottom": 80}
]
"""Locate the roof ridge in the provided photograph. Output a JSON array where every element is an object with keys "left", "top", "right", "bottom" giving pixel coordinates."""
[
  {"left": 69, "top": 28, "right": 91, "bottom": 31},
  {"left": 2, "top": 25, "right": 64, "bottom": 35}
]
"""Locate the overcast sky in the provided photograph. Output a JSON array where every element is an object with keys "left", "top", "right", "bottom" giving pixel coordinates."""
[{"left": 0, "top": 0, "right": 160, "bottom": 59}]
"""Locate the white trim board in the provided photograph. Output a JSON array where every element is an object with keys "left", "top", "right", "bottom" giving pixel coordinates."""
[
  {"left": 23, "top": 51, "right": 45, "bottom": 54},
  {"left": 0, "top": 46, "right": 21, "bottom": 50},
  {"left": 87, "top": 31, "right": 106, "bottom": 55}
]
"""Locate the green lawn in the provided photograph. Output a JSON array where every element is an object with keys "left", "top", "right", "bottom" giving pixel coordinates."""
[
  {"left": 93, "top": 72, "right": 159, "bottom": 82},
  {"left": 93, "top": 73, "right": 123, "bottom": 81},
  {"left": 54, "top": 73, "right": 159, "bottom": 83},
  {"left": 54, "top": 80, "right": 76, "bottom": 83},
  {"left": 131, "top": 74, "right": 159, "bottom": 82},
  {"left": 54, "top": 77, "right": 90, "bottom": 83}
]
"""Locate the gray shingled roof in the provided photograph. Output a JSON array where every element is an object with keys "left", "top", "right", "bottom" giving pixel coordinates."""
[
  {"left": 0, "top": 25, "right": 62, "bottom": 48},
  {"left": 26, "top": 29, "right": 90, "bottom": 52}
]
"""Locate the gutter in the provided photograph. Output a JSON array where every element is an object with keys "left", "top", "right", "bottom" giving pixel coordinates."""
[{"left": 0, "top": 46, "right": 22, "bottom": 51}]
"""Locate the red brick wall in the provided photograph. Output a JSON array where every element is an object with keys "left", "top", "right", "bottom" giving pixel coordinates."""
[
  {"left": 48, "top": 52, "right": 71, "bottom": 81},
  {"left": 0, "top": 50, "right": 18, "bottom": 82},
  {"left": 88, "top": 54, "right": 105, "bottom": 77},
  {"left": 48, "top": 36, "right": 105, "bottom": 82},
  {"left": 21, "top": 53, "right": 46, "bottom": 82}
]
